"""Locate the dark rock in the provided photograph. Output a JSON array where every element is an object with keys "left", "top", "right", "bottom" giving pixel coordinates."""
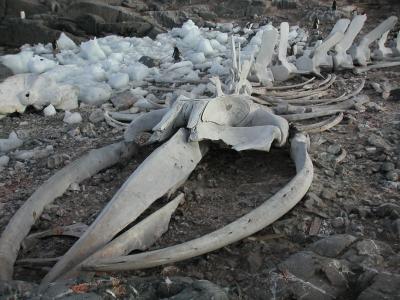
[
  {"left": 246, "top": 250, "right": 263, "bottom": 273},
  {"left": 376, "top": 203, "right": 400, "bottom": 219},
  {"left": 0, "top": 0, "right": 5, "bottom": 17},
  {"left": 149, "top": 10, "right": 189, "bottom": 28},
  {"left": 357, "top": 273, "right": 400, "bottom": 300},
  {"left": 169, "top": 280, "right": 229, "bottom": 300},
  {"left": 5, "top": 0, "right": 48, "bottom": 17},
  {"left": 139, "top": 55, "right": 160, "bottom": 68},
  {"left": 278, "top": 252, "right": 316, "bottom": 279},
  {"left": 100, "top": 20, "right": 152, "bottom": 36},
  {"left": 75, "top": 13, "right": 105, "bottom": 35},
  {"left": 89, "top": 109, "right": 104, "bottom": 124},
  {"left": 0, "top": 18, "right": 61, "bottom": 47},
  {"left": 309, "top": 234, "right": 357, "bottom": 258}
]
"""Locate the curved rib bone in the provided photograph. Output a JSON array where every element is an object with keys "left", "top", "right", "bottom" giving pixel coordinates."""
[
  {"left": 0, "top": 142, "right": 137, "bottom": 281},
  {"left": 271, "top": 22, "right": 298, "bottom": 81},
  {"left": 295, "top": 113, "right": 344, "bottom": 133},
  {"left": 82, "top": 133, "right": 313, "bottom": 273},
  {"left": 333, "top": 14, "right": 367, "bottom": 70},
  {"left": 350, "top": 16, "right": 398, "bottom": 66},
  {"left": 41, "top": 129, "right": 207, "bottom": 288}
]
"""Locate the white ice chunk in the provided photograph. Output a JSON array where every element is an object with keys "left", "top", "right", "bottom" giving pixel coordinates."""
[
  {"left": 78, "top": 82, "right": 112, "bottom": 105},
  {"left": 188, "top": 52, "right": 206, "bottom": 64},
  {"left": 28, "top": 55, "right": 57, "bottom": 73},
  {"left": 1, "top": 51, "right": 34, "bottom": 74},
  {"left": 80, "top": 38, "right": 106, "bottom": 62},
  {"left": 57, "top": 33, "right": 77, "bottom": 51},
  {"left": 197, "top": 39, "right": 214, "bottom": 56},
  {"left": 108, "top": 73, "right": 129, "bottom": 89},
  {"left": 127, "top": 63, "right": 150, "bottom": 81}
]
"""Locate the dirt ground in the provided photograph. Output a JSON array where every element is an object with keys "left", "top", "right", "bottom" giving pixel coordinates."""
[{"left": 1, "top": 1, "right": 400, "bottom": 300}]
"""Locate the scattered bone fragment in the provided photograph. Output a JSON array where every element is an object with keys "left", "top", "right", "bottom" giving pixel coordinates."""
[{"left": 0, "top": 132, "right": 23, "bottom": 153}]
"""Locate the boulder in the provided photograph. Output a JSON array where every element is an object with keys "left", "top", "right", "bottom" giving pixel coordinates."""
[{"left": 5, "top": 0, "right": 48, "bottom": 18}]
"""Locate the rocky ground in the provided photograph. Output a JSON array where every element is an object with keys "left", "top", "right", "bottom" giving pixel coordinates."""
[{"left": 1, "top": 0, "right": 400, "bottom": 300}]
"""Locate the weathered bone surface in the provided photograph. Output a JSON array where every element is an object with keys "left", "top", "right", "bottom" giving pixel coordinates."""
[
  {"left": 65, "top": 193, "right": 184, "bottom": 279},
  {"left": 296, "top": 32, "right": 344, "bottom": 75},
  {"left": 271, "top": 22, "right": 298, "bottom": 81},
  {"left": 253, "top": 28, "right": 278, "bottom": 86},
  {"left": 3, "top": 14, "right": 397, "bottom": 289},
  {"left": 41, "top": 129, "right": 206, "bottom": 287},
  {"left": 373, "top": 30, "right": 393, "bottom": 60},
  {"left": 325, "top": 19, "right": 350, "bottom": 40},
  {"left": 0, "top": 142, "right": 137, "bottom": 281},
  {"left": 350, "top": 16, "right": 398, "bottom": 66},
  {"left": 333, "top": 15, "right": 367, "bottom": 70},
  {"left": 82, "top": 133, "right": 313, "bottom": 272}
]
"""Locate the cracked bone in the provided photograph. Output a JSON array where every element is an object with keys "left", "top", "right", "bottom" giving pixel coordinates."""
[
  {"left": 350, "top": 16, "right": 398, "bottom": 66},
  {"left": 0, "top": 142, "right": 137, "bottom": 281},
  {"left": 373, "top": 30, "right": 393, "bottom": 60},
  {"left": 271, "top": 22, "right": 298, "bottom": 81},
  {"left": 40, "top": 129, "right": 207, "bottom": 287},
  {"left": 333, "top": 14, "right": 367, "bottom": 70},
  {"left": 253, "top": 28, "right": 278, "bottom": 86},
  {"left": 296, "top": 31, "right": 344, "bottom": 75},
  {"left": 81, "top": 133, "right": 313, "bottom": 273},
  {"left": 0, "top": 132, "right": 23, "bottom": 153}
]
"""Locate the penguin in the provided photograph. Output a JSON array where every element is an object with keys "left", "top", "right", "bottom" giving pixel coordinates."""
[
  {"left": 313, "top": 17, "right": 320, "bottom": 30},
  {"left": 172, "top": 46, "right": 181, "bottom": 62},
  {"left": 332, "top": 0, "right": 337, "bottom": 11}
]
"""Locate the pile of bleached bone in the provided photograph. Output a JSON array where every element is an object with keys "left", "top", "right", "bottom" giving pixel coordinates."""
[{"left": 0, "top": 14, "right": 399, "bottom": 289}]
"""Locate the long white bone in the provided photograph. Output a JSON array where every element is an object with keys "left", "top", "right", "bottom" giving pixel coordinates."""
[
  {"left": 373, "top": 30, "right": 393, "bottom": 60},
  {"left": 296, "top": 32, "right": 344, "bottom": 75},
  {"left": 41, "top": 129, "right": 206, "bottom": 287},
  {"left": 271, "top": 22, "right": 298, "bottom": 81},
  {"left": 333, "top": 14, "right": 367, "bottom": 70},
  {"left": 326, "top": 19, "right": 350, "bottom": 40},
  {"left": 254, "top": 28, "right": 278, "bottom": 86},
  {"left": 82, "top": 133, "right": 313, "bottom": 273},
  {"left": 350, "top": 16, "right": 398, "bottom": 66}
]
